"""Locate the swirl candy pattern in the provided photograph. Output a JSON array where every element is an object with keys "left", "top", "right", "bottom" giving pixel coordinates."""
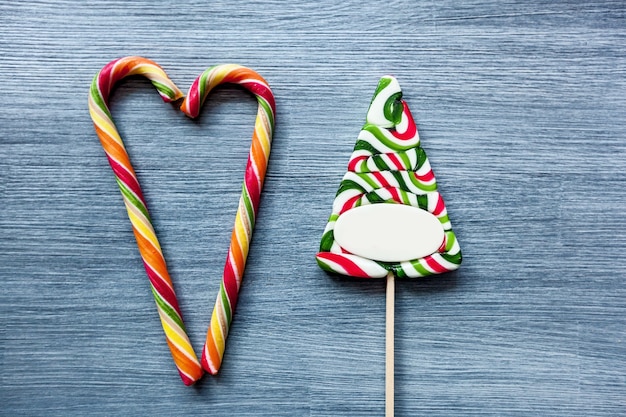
[
  {"left": 316, "top": 76, "right": 461, "bottom": 279},
  {"left": 88, "top": 56, "right": 275, "bottom": 384}
]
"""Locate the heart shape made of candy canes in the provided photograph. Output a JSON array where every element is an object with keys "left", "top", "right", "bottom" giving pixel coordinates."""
[{"left": 88, "top": 56, "right": 275, "bottom": 385}]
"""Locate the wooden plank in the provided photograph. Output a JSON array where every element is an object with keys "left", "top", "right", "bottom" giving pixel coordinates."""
[{"left": 1, "top": 1, "right": 625, "bottom": 415}]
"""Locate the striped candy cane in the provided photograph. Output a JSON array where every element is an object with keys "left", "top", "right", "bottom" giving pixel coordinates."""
[
  {"left": 180, "top": 64, "right": 275, "bottom": 375},
  {"left": 88, "top": 56, "right": 203, "bottom": 385},
  {"left": 89, "top": 57, "right": 276, "bottom": 382}
]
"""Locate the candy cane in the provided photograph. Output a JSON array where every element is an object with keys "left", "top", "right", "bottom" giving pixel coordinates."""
[
  {"left": 88, "top": 56, "right": 203, "bottom": 385},
  {"left": 180, "top": 64, "right": 275, "bottom": 375},
  {"left": 89, "top": 57, "right": 276, "bottom": 383}
]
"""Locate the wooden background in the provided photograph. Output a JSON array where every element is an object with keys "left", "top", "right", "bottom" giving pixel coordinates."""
[{"left": 1, "top": 1, "right": 625, "bottom": 415}]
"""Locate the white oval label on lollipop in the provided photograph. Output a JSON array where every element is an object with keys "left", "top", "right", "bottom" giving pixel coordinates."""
[
  {"left": 334, "top": 204, "right": 445, "bottom": 262},
  {"left": 316, "top": 76, "right": 462, "bottom": 278}
]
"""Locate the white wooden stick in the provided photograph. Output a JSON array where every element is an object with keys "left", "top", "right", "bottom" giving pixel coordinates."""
[{"left": 386, "top": 271, "right": 395, "bottom": 417}]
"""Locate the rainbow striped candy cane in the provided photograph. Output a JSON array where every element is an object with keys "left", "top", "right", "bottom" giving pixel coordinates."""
[
  {"left": 89, "top": 56, "right": 276, "bottom": 383},
  {"left": 180, "top": 64, "right": 275, "bottom": 375},
  {"left": 88, "top": 56, "right": 202, "bottom": 385}
]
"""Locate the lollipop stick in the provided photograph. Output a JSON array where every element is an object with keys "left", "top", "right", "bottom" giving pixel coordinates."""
[{"left": 386, "top": 271, "right": 395, "bottom": 416}]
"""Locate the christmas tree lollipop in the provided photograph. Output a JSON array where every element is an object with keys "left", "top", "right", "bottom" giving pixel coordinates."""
[{"left": 316, "top": 76, "right": 461, "bottom": 415}]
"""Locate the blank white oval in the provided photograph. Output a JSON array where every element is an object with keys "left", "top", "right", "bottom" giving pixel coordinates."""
[{"left": 334, "top": 204, "right": 444, "bottom": 262}]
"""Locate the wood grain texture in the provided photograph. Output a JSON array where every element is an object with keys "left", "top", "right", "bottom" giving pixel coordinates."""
[{"left": 1, "top": 0, "right": 625, "bottom": 415}]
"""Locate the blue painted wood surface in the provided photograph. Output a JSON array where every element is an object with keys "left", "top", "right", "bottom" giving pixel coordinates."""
[{"left": 1, "top": 1, "right": 625, "bottom": 415}]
